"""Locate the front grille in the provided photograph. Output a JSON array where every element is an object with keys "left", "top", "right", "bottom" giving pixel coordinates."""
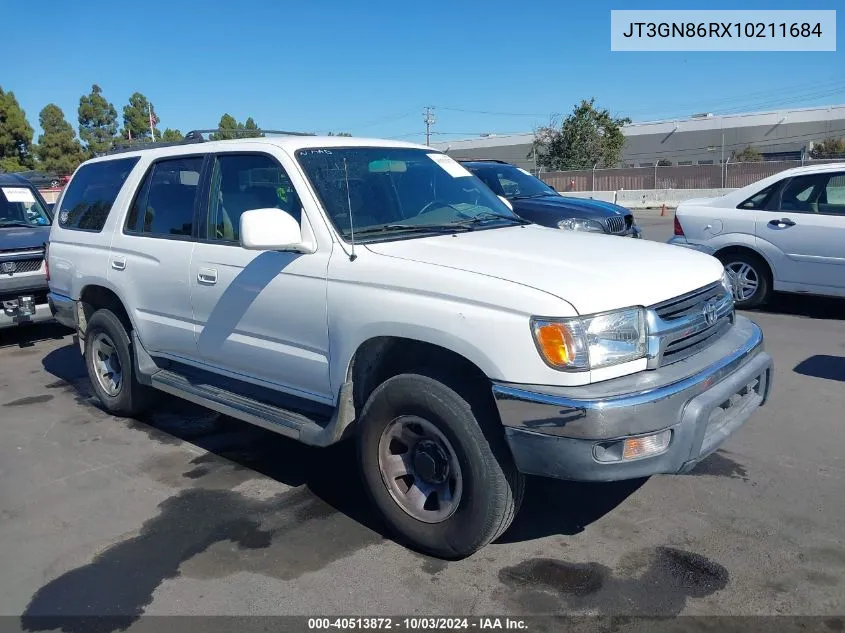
[
  {"left": 647, "top": 281, "right": 735, "bottom": 368},
  {"left": 0, "top": 257, "right": 43, "bottom": 274},
  {"left": 606, "top": 216, "right": 625, "bottom": 233}
]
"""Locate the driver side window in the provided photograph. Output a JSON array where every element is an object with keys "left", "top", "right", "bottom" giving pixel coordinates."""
[{"left": 207, "top": 153, "right": 301, "bottom": 243}]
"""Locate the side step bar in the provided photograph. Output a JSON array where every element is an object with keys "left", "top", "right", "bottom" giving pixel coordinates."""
[
  {"left": 132, "top": 332, "right": 356, "bottom": 447},
  {"left": 150, "top": 370, "right": 355, "bottom": 447}
]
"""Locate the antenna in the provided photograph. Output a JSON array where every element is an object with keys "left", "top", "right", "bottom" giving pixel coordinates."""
[{"left": 343, "top": 158, "right": 357, "bottom": 261}]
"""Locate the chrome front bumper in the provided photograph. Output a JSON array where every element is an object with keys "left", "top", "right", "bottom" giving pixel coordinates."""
[{"left": 493, "top": 315, "right": 772, "bottom": 481}]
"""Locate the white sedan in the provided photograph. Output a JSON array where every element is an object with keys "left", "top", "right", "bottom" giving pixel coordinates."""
[{"left": 669, "top": 163, "right": 845, "bottom": 308}]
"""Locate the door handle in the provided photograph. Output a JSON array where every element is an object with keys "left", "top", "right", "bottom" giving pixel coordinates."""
[
  {"left": 111, "top": 257, "right": 126, "bottom": 270},
  {"left": 197, "top": 268, "right": 218, "bottom": 285},
  {"left": 768, "top": 218, "right": 796, "bottom": 228}
]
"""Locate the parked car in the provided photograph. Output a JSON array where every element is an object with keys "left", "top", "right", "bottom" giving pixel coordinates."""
[
  {"left": 461, "top": 159, "right": 641, "bottom": 237},
  {"left": 670, "top": 162, "right": 845, "bottom": 309},
  {"left": 11, "top": 170, "right": 65, "bottom": 189},
  {"left": 47, "top": 135, "right": 772, "bottom": 558},
  {"left": 0, "top": 173, "right": 54, "bottom": 329}
]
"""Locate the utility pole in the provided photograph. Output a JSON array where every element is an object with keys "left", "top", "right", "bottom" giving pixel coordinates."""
[{"left": 423, "top": 107, "right": 435, "bottom": 146}]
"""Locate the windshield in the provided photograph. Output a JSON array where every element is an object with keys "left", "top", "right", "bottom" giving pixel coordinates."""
[
  {"left": 0, "top": 185, "right": 52, "bottom": 227},
  {"left": 470, "top": 164, "right": 557, "bottom": 199},
  {"left": 296, "top": 147, "right": 524, "bottom": 241}
]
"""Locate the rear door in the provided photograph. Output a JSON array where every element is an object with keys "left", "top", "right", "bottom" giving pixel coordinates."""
[
  {"left": 108, "top": 155, "right": 208, "bottom": 359},
  {"left": 755, "top": 171, "right": 845, "bottom": 289}
]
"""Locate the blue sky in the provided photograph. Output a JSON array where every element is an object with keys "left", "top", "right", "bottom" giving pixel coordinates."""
[{"left": 4, "top": 0, "right": 843, "bottom": 143}]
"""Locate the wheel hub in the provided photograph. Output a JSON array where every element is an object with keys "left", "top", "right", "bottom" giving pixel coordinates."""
[{"left": 412, "top": 440, "right": 450, "bottom": 485}]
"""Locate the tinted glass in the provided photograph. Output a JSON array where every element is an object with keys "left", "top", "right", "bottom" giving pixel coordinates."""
[
  {"left": 296, "top": 147, "right": 519, "bottom": 241},
  {"left": 738, "top": 184, "right": 776, "bottom": 210},
  {"left": 127, "top": 157, "right": 202, "bottom": 237},
  {"left": 0, "top": 185, "right": 52, "bottom": 227},
  {"left": 780, "top": 174, "right": 828, "bottom": 213},
  {"left": 820, "top": 173, "right": 845, "bottom": 216},
  {"left": 58, "top": 158, "right": 139, "bottom": 231},
  {"left": 469, "top": 164, "right": 556, "bottom": 198},
  {"left": 207, "top": 154, "right": 300, "bottom": 242}
]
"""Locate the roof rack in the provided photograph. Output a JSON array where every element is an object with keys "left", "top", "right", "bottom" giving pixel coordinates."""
[
  {"left": 104, "top": 128, "right": 316, "bottom": 156},
  {"left": 456, "top": 158, "right": 509, "bottom": 164}
]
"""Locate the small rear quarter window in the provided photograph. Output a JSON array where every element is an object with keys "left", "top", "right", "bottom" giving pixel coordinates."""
[{"left": 58, "top": 157, "right": 140, "bottom": 231}]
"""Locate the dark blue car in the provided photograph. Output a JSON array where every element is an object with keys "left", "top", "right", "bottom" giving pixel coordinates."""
[{"left": 462, "top": 160, "right": 641, "bottom": 238}]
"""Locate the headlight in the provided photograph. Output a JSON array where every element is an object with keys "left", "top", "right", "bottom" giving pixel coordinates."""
[
  {"left": 531, "top": 307, "right": 647, "bottom": 371},
  {"left": 557, "top": 218, "right": 605, "bottom": 233}
]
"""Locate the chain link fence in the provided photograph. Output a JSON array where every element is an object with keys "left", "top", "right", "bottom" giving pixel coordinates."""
[{"left": 540, "top": 158, "right": 845, "bottom": 192}]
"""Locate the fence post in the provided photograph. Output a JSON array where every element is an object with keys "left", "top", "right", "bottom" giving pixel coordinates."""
[
  {"left": 592, "top": 163, "right": 597, "bottom": 191},
  {"left": 654, "top": 164, "right": 657, "bottom": 189}
]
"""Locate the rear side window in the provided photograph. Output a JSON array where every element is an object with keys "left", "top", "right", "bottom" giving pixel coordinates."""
[
  {"left": 58, "top": 157, "right": 139, "bottom": 231},
  {"left": 738, "top": 184, "right": 777, "bottom": 210},
  {"left": 124, "top": 156, "right": 203, "bottom": 237}
]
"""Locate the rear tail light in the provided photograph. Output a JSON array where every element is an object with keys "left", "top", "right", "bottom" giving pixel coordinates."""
[
  {"left": 44, "top": 242, "right": 50, "bottom": 282},
  {"left": 673, "top": 215, "right": 685, "bottom": 236}
]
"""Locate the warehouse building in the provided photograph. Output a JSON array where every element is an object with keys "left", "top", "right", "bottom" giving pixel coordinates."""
[{"left": 431, "top": 104, "right": 845, "bottom": 171}]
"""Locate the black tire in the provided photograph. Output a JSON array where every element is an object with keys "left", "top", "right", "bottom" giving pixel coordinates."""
[
  {"left": 357, "top": 372, "right": 524, "bottom": 559},
  {"left": 84, "top": 309, "right": 152, "bottom": 416},
  {"left": 718, "top": 251, "right": 771, "bottom": 310}
]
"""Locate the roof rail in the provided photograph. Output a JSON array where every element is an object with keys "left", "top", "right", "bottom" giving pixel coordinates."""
[
  {"left": 186, "top": 128, "right": 317, "bottom": 138},
  {"left": 456, "top": 158, "right": 509, "bottom": 164}
]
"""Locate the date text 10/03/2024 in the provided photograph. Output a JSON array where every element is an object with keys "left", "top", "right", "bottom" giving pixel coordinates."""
[{"left": 307, "top": 617, "right": 529, "bottom": 630}]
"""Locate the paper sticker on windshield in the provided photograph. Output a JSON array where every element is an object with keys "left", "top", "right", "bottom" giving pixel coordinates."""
[
  {"left": 427, "top": 153, "right": 473, "bottom": 179},
  {"left": 517, "top": 168, "right": 532, "bottom": 176},
  {"left": 1, "top": 187, "right": 35, "bottom": 203}
]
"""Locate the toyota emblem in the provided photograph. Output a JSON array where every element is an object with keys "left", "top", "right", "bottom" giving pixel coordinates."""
[
  {"left": 1, "top": 261, "right": 16, "bottom": 274},
  {"left": 703, "top": 298, "right": 719, "bottom": 326}
]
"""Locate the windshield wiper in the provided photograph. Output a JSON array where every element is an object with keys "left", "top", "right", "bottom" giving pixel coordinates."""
[
  {"left": 350, "top": 223, "right": 475, "bottom": 238},
  {"left": 0, "top": 221, "right": 37, "bottom": 228},
  {"left": 509, "top": 192, "right": 552, "bottom": 200},
  {"left": 454, "top": 211, "right": 531, "bottom": 226}
]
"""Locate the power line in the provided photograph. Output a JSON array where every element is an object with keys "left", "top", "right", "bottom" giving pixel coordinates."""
[{"left": 438, "top": 106, "right": 547, "bottom": 117}]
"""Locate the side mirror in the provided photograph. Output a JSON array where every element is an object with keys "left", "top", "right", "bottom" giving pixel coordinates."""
[
  {"left": 497, "top": 195, "right": 513, "bottom": 211},
  {"left": 239, "top": 208, "right": 313, "bottom": 252}
]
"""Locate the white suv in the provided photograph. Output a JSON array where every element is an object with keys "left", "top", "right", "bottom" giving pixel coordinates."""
[
  {"left": 670, "top": 162, "right": 845, "bottom": 309},
  {"left": 47, "top": 134, "right": 773, "bottom": 558}
]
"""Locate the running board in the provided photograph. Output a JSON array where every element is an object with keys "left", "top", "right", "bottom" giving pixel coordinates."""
[{"left": 149, "top": 369, "right": 355, "bottom": 447}]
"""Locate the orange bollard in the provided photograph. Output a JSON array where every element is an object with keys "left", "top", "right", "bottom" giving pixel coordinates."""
[{"left": 660, "top": 203, "right": 667, "bottom": 216}]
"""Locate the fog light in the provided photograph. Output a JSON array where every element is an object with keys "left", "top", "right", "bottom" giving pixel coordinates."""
[{"left": 622, "top": 430, "right": 671, "bottom": 460}]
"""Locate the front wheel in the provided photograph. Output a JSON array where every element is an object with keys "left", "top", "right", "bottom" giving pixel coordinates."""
[
  {"left": 357, "top": 373, "right": 524, "bottom": 559},
  {"left": 719, "top": 252, "right": 771, "bottom": 309}
]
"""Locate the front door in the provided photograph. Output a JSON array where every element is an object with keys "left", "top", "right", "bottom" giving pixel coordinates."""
[
  {"left": 189, "top": 151, "right": 333, "bottom": 403},
  {"left": 756, "top": 171, "right": 845, "bottom": 289}
]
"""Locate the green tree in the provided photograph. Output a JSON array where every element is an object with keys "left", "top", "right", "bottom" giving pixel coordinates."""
[
  {"left": 810, "top": 137, "right": 845, "bottom": 159},
  {"left": 209, "top": 113, "right": 239, "bottom": 140},
  {"left": 534, "top": 99, "right": 630, "bottom": 170},
  {"left": 121, "top": 92, "right": 157, "bottom": 141},
  {"left": 657, "top": 158, "right": 673, "bottom": 166},
  {"left": 160, "top": 128, "right": 184, "bottom": 142},
  {"left": 327, "top": 131, "right": 352, "bottom": 136},
  {"left": 78, "top": 84, "right": 118, "bottom": 157},
  {"left": 243, "top": 117, "right": 264, "bottom": 138},
  {"left": 35, "top": 104, "right": 85, "bottom": 174},
  {"left": 0, "top": 87, "right": 35, "bottom": 170},
  {"left": 731, "top": 146, "right": 763, "bottom": 162}
]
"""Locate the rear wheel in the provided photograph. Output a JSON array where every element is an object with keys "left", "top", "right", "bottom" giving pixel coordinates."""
[
  {"left": 719, "top": 252, "right": 771, "bottom": 309},
  {"left": 357, "top": 372, "right": 524, "bottom": 559},
  {"left": 84, "top": 309, "right": 153, "bottom": 416}
]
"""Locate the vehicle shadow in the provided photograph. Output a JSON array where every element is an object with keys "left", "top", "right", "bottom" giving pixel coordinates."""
[
  {"left": 0, "top": 322, "right": 72, "bottom": 349},
  {"left": 746, "top": 293, "right": 845, "bottom": 321},
  {"left": 794, "top": 355, "right": 845, "bottom": 383},
  {"left": 497, "top": 476, "right": 647, "bottom": 544},
  {"left": 41, "top": 342, "right": 648, "bottom": 551}
]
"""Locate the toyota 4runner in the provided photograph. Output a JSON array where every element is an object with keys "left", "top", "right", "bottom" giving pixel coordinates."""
[{"left": 47, "top": 134, "right": 773, "bottom": 559}]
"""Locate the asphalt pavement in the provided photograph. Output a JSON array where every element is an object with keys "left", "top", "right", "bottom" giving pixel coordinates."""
[{"left": 1, "top": 214, "right": 844, "bottom": 628}]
